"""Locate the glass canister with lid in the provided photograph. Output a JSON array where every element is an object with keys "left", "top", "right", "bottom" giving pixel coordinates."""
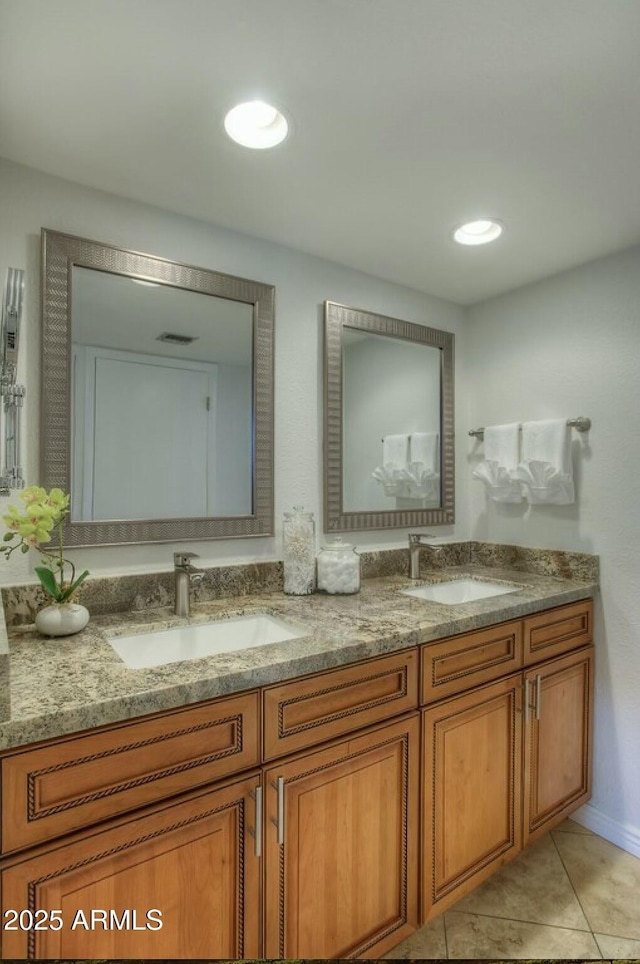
[{"left": 317, "top": 537, "right": 361, "bottom": 594}]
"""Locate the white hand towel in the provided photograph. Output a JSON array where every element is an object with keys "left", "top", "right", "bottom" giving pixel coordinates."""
[
  {"left": 409, "top": 432, "right": 439, "bottom": 473},
  {"left": 472, "top": 422, "right": 523, "bottom": 502},
  {"left": 405, "top": 432, "right": 440, "bottom": 500},
  {"left": 382, "top": 434, "right": 409, "bottom": 466},
  {"left": 514, "top": 419, "right": 574, "bottom": 504},
  {"left": 372, "top": 434, "right": 410, "bottom": 496}
]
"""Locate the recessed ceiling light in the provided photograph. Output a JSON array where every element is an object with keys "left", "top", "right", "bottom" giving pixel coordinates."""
[
  {"left": 224, "top": 100, "right": 289, "bottom": 149},
  {"left": 453, "top": 220, "right": 503, "bottom": 245}
]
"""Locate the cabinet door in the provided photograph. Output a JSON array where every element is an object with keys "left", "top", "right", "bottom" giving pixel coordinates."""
[
  {"left": 1, "top": 774, "right": 261, "bottom": 960},
  {"left": 523, "top": 646, "right": 594, "bottom": 845},
  {"left": 264, "top": 714, "right": 419, "bottom": 959},
  {"left": 422, "top": 674, "right": 523, "bottom": 921}
]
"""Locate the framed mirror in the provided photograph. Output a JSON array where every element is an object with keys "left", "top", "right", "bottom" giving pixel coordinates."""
[
  {"left": 324, "top": 301, "right": 454, "bottom": 531},
  {"left": 41, "top": 229, "right": 275, "bottom": 546}
]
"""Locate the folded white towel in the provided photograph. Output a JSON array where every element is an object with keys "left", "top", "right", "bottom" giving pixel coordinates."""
[
  {"left": 409, "top": 432, "right": 439, "bottom": 472},
  {"left": 382, "top": 434, "right": 409, "bottom": 466},
  {"left": 472, "top": 423, "right": 523, "bottom": 502},
  {"left": 372, "top": 434, "right": 410, "bottom": 496},
  {"left": 514, "top": 419, "right": 574, "bottom": 504},
  {"left": 404, "top": 432, "right": 440, "bottom": 501}
]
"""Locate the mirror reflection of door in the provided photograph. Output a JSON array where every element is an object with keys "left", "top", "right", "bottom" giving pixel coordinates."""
[
  {"left": 72, "top": 347, "right": 217, "bottom": 520},
  {"left": 70, "top": 267, "right": 254, "bottom": 522}
]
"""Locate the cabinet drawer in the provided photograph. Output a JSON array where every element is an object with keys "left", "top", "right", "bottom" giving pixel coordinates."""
[
  {"left": 523, "top": 599, "right": 593, "bottom": 666},
  {"left": 262, "top": 649, "right": 418, "bottom": 761},
  {"left": 421, "top": 620, "right": 523, "bottom": 704},
  {"left": 1, "top": 690, "right": 260, "bottom": 855}
]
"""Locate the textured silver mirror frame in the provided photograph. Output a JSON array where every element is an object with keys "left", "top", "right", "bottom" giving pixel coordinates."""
[
  {"left": 324, "top": 300, "right": 454, "bottom": 532},
  {"left": 0, "top": 267, "right": 26, "bottom": 493},
  {"left": 41, "top": 229, "right": 275, "bottom": 547}
]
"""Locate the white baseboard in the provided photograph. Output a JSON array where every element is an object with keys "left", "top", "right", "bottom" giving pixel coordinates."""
[{"left": 571, "top": 803, "right": 640, "bottom": 858}]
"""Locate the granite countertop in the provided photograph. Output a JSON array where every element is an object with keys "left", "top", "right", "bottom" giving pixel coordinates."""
[{"left": 0, "top": 564, "right": 597, "bottom": 751}]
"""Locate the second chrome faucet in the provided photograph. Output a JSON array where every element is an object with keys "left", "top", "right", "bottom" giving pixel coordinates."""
[
  {"left": 174, "top": 551, "right": 205, "bottom": 616},
  {"left": 408, "top": 533, "right": 443, "bottom": 579}
]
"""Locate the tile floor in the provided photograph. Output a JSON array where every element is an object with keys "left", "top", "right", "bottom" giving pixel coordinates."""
[{"left": 386, "top": 819, "right": 640, "bottom": 960}]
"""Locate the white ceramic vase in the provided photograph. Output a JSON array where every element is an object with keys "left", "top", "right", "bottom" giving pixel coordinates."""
[{"left": 35, "top": 602, "right": 90, "bottom": 637}]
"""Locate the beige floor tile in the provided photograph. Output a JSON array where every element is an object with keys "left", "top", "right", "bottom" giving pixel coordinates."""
[
  {"left": 594, "top": 932, "right": 640, "bottom": 959},
  {"left": 554, "top": 816, "right": 595, "bottom": 835},
  {"left": 451, "top": 833, "right": 589, "bottom": 930},
  {"left": 444, "top": 910, "right": 602, "bottom": 960},
  {"left": 555, "top": 830, "right": 640, "bottom": 940},
  {"left": 385, "top": 915, "right": 447, "bottom": 959}
]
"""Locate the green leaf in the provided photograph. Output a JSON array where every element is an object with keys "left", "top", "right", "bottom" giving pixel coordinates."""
[
  {"left": 3, "top": 532, "right": 14, "bottom": 541},
  {"left": 58, "top": 569, "right": 90, "bottom": 604},
  {"left": 35, "top": 566, "right": 62, "bottom": 601}
]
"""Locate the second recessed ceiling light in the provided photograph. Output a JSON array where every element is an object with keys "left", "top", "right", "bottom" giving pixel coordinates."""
[
  {"left": 454, "top": 220, "right": 503, "bottom": 245},
  {"left": 224, "top": 101, "right": 289, "bottom": 149}
]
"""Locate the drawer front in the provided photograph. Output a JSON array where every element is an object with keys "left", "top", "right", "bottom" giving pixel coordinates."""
[
  {"left": 262, "top": 649, "right": 418, "bottom": 761},
  {"left": 1, "top": 690, "right": 260, "bottom": 854},
  {"left": 523, "top": 599, "right": 593, "bottom": 666},
  {"left": 421, "top": 621, "right": 523, "bottom": 704}
]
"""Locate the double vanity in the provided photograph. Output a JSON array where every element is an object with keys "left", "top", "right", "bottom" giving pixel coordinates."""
[
  {"left": 0, "top": 228, "right": 595, "bottom": 958},
  {"left": 0, "top": 557, "right": 596, "bottom": 959}
]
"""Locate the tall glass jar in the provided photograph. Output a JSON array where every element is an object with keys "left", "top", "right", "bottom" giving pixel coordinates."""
[
  {"left": 282, "top": 506, "right": 316, "bottom": 595},
  {"left": 317, "top": 537, "right": 361, "bottom": 594}
]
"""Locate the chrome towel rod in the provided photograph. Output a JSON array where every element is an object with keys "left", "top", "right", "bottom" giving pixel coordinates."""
[{"left": 468, "top": 417, "right": 591, "bottom": 439}]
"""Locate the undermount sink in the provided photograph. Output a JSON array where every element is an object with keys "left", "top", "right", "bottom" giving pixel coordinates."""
[
  {"left": 399, "top": 578, "right": 522, "bottom": 605},
  {"left": 108, "top": 613, "right": 308, "bottom": 669}
]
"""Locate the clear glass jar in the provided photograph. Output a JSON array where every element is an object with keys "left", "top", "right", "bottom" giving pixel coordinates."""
[
  {"left": 317, "top": 537, "right": 360, "bottom": 594},
  {"left": 282, "top": 506, "right": 316, "bottom": 595}
]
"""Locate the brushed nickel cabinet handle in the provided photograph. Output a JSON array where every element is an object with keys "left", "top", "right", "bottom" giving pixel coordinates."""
[
  {"left": 535, "top": 674, "right": 542, "bottom": 720},
  {"left": 277, "top": 776, "right": 285, "bottom": 846},
  {"left": 254, "top": 785, "right": 263, "bottom": 858}
]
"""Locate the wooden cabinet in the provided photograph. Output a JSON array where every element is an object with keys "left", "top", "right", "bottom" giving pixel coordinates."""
[
  {"left": 1, "top": 772, "right": 262, "bottom": 960},
  {"left": 263, "top": 714, "right": 419, "bottom": 959},
  {"left": 263, "top": 649, "right": 418, "bottom": 761},
  {"left": 0, "top": 596, "right": 594, "bottom": 959},
  {"left": 420, "top": 600, "right": 594, "bottom": 925},
  {"left": 523, "top": 599, "right": 592, "bottom": 665},
  {"left": 523, "top": 646, "right": 594, "bottom": 845},
  {"left": 422, "top": 675, "right": 523, "bottom": 920},
  {"left": 1, "top": 690, "right": 260, "bottom": 854},
  {"left": 421, "top": 619, "right": 522, "bottom": 703}
]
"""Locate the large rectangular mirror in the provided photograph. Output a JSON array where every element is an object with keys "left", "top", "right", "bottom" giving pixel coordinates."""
[
  {"left": 324, "top": 301, "right": 454, "bottom": 531},
  {"left": 41, "top": 229, "right": 275, "bottom": 546}
]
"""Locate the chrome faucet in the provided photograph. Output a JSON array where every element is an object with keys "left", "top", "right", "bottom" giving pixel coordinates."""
[
  {"left": 408, "top": 533, "right": 443, "bottom": 579},
  {"left": 173, "top": 551, "right": 204, "bottom": 617}
]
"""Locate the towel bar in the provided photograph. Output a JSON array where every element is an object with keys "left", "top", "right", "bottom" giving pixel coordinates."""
[{"left": 468, "top": 417, "right": 591, "bottom": 439}]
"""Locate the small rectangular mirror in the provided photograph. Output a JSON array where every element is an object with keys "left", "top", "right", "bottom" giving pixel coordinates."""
[{"left": 324, "top": 301, "right": 454, "bottom": 531}]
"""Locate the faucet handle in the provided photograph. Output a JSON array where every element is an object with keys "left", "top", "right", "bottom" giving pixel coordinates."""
[{"left": 174, "top": 551, "right": 199, "bottom": 567}]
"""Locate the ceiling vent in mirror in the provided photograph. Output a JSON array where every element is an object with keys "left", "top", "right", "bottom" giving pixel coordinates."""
[{"left": 156, "top": 332, "right": 198, "bottom": 345}]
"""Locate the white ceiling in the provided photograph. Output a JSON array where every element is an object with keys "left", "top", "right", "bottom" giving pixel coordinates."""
[{"left": 1, "top": 0, "right": 639, "bottom": 305}]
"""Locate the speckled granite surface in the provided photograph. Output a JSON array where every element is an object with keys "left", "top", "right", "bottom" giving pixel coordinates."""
[
  {"left": 1, "top": 560, "right": 285, "bottom": 628},
  {"left": 0, "top": 541, "right": 598, "bottom": 627},
  {"left": 468, "top": 542, "right": 599, "bottom": 581},
  {"left": 0, "top": 561, "right": 597, "bottom": 750},
  {"left": 0, "top": 602, "right": 8, "bottom": 722}
]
